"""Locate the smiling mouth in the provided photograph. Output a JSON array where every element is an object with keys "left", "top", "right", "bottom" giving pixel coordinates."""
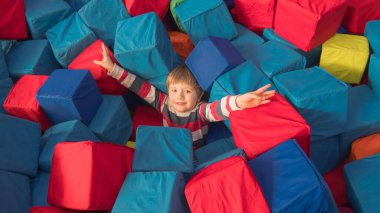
[{"left": 175, "top": 102, "right": 186, "bottom": 105}]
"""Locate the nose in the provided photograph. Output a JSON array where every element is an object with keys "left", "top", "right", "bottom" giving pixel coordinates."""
[{"left": 177, "top": 90, "right": 185, "bottom": 99}]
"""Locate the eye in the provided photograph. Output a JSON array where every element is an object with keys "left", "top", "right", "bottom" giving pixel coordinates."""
[
  {"left": 171, "top": 89, "right": 177, "bottom": 93},
  {"left": 186, "top": 90, "right": 192, "bottom": 94}
]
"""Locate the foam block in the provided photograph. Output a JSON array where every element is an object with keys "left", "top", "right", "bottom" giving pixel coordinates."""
[
  {"left": 36, "top": 69, "right": 102, "bottom": 125},
  {"left": 364, "top": 20, "right": 380, "bottom": 53},
  {"left": 65, "top": 0, "right": 91, "bottom": 11},
  {"left": 123, "top": 0, "right": 170, "bottom": 20},
  {"left": 274, "top": 0, "right": 348, "bottom": 51},
  {"left": 133, "top": 126, "right": 193, "bottom": 172},
  {"left": 5, "top": 39, "right": 60, "bottom": 81},
  {"left": 185, "top": 156, "right": 270, "bottom": 212},
  {"left": 263, "top": 28, "right": 322, "bottom": 67},
  {"left": 195, "top": 137, "right": 236, "bottom": 163},
  {"left": 349, "top": 133, "right": 380, "bottom": 161},
  {"left": 114, "top": 12, "right": 181, "bottom": 91},
  {"left": 131, "top": 105, "right": 162, "bottom": 141},
  {"left": 0, "top": 78, "right": 13, "bottom": 114},
  {"left": 342, "top": 0, "right": 380, "bottom": 35},
  {"left": 231, "top": 23, "right": 265, "bottom": 61},
  {"left": 39, "top": 120, "right": 100, "bottom": 171},
  {"left": 89, "top": 95, "right": 132, "bottom": 145},
  {"left": 174, "top": 0, "right": 237, "bottom": 45},
  {"left": 0, "top": 171, "right": 31, "bottom": 213},
  {"left": 186, "top": 36, "right": 245, "bottom": 91},
  {"left": 249, "top": 140, "right": 338, "bottom": 212},
  {"left": 31, "top": 171, "right": 50, "bottom": 206},
  {"left": 46, "top": 13, "right": 97, "bottom": 67},
  {"left": 25, "top": 0, "right": 72, "bottom": 39},
  {"left": 29, "top": 206, "right": 92, "bottom": 213},
  {"left": 48, "top": 141, "right": 134, "bottom": 210},
  {"left": 0, "top": 50, "right": 9, "bottom": 79},
  {"left": 0, "top": 114, "right": 40, "bottom": 177},
  {"left": 273, "top": 67, "right": 349, "bottom": 140},
  {"left": 320, "top": 34, "right": 369, "bottom": 84},
  {"left": 69, "top": 40, "right": 127, "bottom": 95},
  {"left": 168, "top": 31, "right": 193, "bottom": 61},
  {"left": 3, "top": 75, "right": 51, "bottom": 131},
  {"left": 230, "top": 93, "right": 310, "bottom": 159},
  {"left": 112, "top": 171, "right": 188, "bottom": 213},
  {"left": 252, "top": 41, "right": 306, "bottom": 79},
  {"left": 311, "top": 135, "right": 341, "bottom": 175},
  {"left": 78, "top": 0, "right": 130, "bottom": 46},
  {"left": 369, "top": 54, "right": 380, "bottom": 100},
  {"left": 205, "top": 121, "right": 232, "bottom": 144},
  {"left": 345, "top": 153, "right": 380, "bottom": 213},
  {"left": 0, "top": 0, "right": 27, "bottom": 39}
]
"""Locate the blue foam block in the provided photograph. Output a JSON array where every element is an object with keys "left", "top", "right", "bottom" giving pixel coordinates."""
[
  {"left": 205, "top": 121, "right": 232, "bottom": 144},
  {"left": 249, "top": 139, "right": 338, "bottom": 213},
  {"left": 252, "top": 41, "right": 306, "bottom": 78},
  {"left": 195, "top": 137, "right": 235, "bottom": 163},
  {"left": 89, "top": 95, "right": 132, "bottom": 145},
  {"left": 0, "top": 171, "right": 31, "bottom": 213},
  {"left": 0, "top": 78, "right": 13, "bottom": 114},
  {"left": 78, "top": 0, "right": 130, "bottom": 46},
  {"left": 311, "top": 135, "right": 341, "bottom": 175},
  {"left": 46, "top": 13, "right": 97, "bottom": 67},
  {"left": 0, "top": 50, "right": 9, "bottom": 79},
  {"left": 5, "top": 40, "right": 60, "bottom": 81},
  {"left": 36, "top": 69, "right": 102, "bottom": 125},
  {"left": 112, "top": 171, "right": 189, "bottom": 213},
  {"left": 39, "top": 120, "right": 100, "bottom": 171},
  {"left": 345, "top": 153, "right": 380, "bottom": 213},
  {"left": 25, "top": 0, "right": 72, "bottom": 39},
  {"left": 31, "top": 171, "right": 50, "bottom": 206},
  {"left": 273, "top": 66, "right": 349, "bottom": 141},
  {"left": 262, "top": 28, "right": 322, "bottom": 67},
  {"left": 0, "top": 114, "right": 40, "bottom": 177},
  {"left": 65, "top": 0, "right": 91, "bottom": 11},
  {"left": 174, "top": 0, "right": 237, "bottom": 44},
  {"left": 186, "top": 36, "right": 245, "bottom": 91},
  {"left": 364, "top": 20, "right": 380, "bottom": 53},
  {"left": 0, "top": 40, "right": 17, "bottom": 55},
  {"left": 114, "top": 12, "right": 181, "bottom": 86},
  {"left": 340, "top": 85, "right": 380, "bottom": 161},
  {"left": 133, "top": 126, "right": 193, "bottom": 172},
  {"left": 369, "top": 54, "right": 380, "bottom": 100},
  {"left": 231, "top": 23, "right": 264, "bottom": 61}
]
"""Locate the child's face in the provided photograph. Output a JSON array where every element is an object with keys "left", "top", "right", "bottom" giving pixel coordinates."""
[{"left": 168, "top": 82, "right": 201, "bottom": 113}]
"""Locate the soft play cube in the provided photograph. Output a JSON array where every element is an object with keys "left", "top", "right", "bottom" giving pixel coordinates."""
[
  {"left": 174, "top": 0, "right": 237, "bottom": 45},
  {"left": 252, "top": 41, "right": 306, "bottom": 79},
  {"left": 320, "top": 34, "right": 369, "bottom": 84},
  {"left": 78, "top": 0, "right": 130, "bottom": 46},
  {"left": 89, "top": 95, "right": 132, "bottom": 145},
  {"left": 31, "top": 171, "right": 50, "bottom": 206},
  {"left": 29, "top": 206, "right": 92, "bottom": 213},
  {"left": 112, "top": 171, "right": 188, "bottom": 213},
  {"left": 273, "top": 66, "right": 349, "bottom": 141},
  {"left": 342, "top": 0, "right": 380, "bottom": 35},
  {"left": 249, "top": 139, "right": 338, "bottom": 212},
  {"left": 311, "top": 135, "right": 341, "bottom": 175},
  {"left": 0, "top": 171, "right": 31, "bottom": 213},
  {"left": 123, "top": 0, "right": 170, "bottom": 20},
  {"left": 205, "top": 121, "right": 232, "bottom": 144},
  {"left": 0, "top": 78, "right": 13, "bottom": 114},
  {"left": 168, "top": 31, "right": 193, "bottom": 61},
  {"left": 195, "top": 137, "right": 236, "bottom": 163},
  {"left": 133, "top": 126, "right": 193, "bottom": 172},
  {"left": 3, "top": 75, "right": 51, "bottom": 131},
  {"left": 209, "top": 60, "right": 275, "bottom": 129},
  {"left": 365, "top": 20, "right": 380, "bottom": 53},
  {"left": 230, "top": 23, "right": 264, "bottom": 61},
  {"left": 185, "top": 156, "right": 270, "bottom": 212},
  {"left": 340, "top": 85, "right": 380, "bottom": 161},
  {"left": 39, "top": 120, "right": 101, "bottom": 171},
  {"left": 131, "top": 105, "right": 163, "bottom": 141},
  {"left": 0, "top": 114, "right": 40, "bottom": 177},
  {"left": 25, "top": 0, "right": 72, "bottom": 39},
  {"left": 369, "top": 54, "right": 380, "bottom": 100},
  {"left": 0, "top": 50, "right": 9, "bottom": 79},
  {"left": 230, "top": 93, "right": 310, "bottom": 159},
  {"left": 0, "top": 0, "right": 27, "bottom": 39},
  {"left": 5, "top": 39, "right": 60, "bottom": 81},
  {"left": 36, "top": 69, "right": 102, "bottom": 125},
  {"left": 263, "top": 28, "right": 322, "bottom": 67},
  {"left": 114, "top": 12, "right": 181, "bottom": 89},
  {"left": 0, "top": 40, "right": 17, "bottom": 55},
  {"left": 186, "top": 36, "right": 245, "bottom": 91},
  {"left": 274, "top": 0, "right": 348, "bottom": 51},
  {"left": 345, "top": 153, "right": 380, "bottom": 213},
  {"left": 170, "top": 0, "right": 186, "bottom": 32},
  {"left": 68, "top": 40, "right": 127, "bottom": 95},
  {"left": 48, "top": 141, "right": 135, "bottom": 210},
  {"left": 46, "top": 13, "right": 97, "bottom": 67},
  {"left": 349, "top": 133, "right": 380, "bottom": 162},
  {"left": 232, "top": 0, "right": 275, "bottom": 32},
  {"left": 65, "top": 0, "right": 91, "bottom": 11}
]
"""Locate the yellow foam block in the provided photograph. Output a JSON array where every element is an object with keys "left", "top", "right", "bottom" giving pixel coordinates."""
[
  {"left": 320, "top": 34, "right": 369, "bottom": 84},
  {"left": 126, "top": 141, "right": 135, "bottom": 149}
]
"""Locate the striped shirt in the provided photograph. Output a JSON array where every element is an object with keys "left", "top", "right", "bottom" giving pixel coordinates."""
[{"left": 109, "top": 64, "right": 241, "bottom": 148}]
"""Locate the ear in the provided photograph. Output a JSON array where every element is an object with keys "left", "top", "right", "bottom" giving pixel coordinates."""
[{"left": 198, "top": 91, "right": 204, "bottom": 101}]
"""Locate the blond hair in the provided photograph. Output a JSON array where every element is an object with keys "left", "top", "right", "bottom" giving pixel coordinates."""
[{"left": 167, "top": 65, "right": 203, "bottom": 97}]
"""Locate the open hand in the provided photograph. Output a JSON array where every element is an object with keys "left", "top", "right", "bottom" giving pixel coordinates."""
[
  {"left": 93, "top": 43, "right": 114, "bottom": 74},
  {"left": 236, "top": 84, "right": 276, "bottom": 109}
]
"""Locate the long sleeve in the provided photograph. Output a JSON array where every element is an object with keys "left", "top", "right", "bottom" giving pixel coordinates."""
[
  {"left": 108, "top": 64, "right": 167, "bottom": 110},
  {"left": 198, "top": 95, "right": 242, "bottom": 122}
]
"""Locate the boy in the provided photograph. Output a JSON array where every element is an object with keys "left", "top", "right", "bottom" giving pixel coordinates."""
[{"left": 94, "top": 43, "right": 275, "bottom": 148}]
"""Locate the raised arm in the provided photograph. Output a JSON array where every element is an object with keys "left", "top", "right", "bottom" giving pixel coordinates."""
[{"left": 93, "top": 43, "right": 166, "bottom": 110}]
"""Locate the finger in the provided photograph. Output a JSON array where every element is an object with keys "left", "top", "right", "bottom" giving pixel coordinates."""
[
  {"left": 259, "top": 99, "right": 271, "bottom": 105},
  {"left": 255, "top": 84, "right": 272, "bottom": 94},
  {"left": 102, "top": 43, "right": 109, "bottom": 56},
  {"left": 93, "top": 60, "right": 102, "bottom": 65}
]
